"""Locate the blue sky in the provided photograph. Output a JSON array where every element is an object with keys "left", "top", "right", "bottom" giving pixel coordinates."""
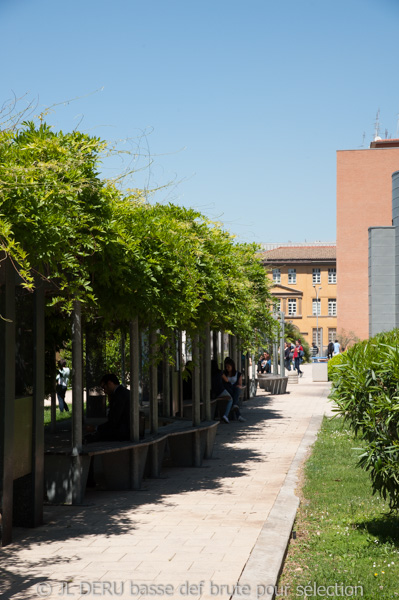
[{"left": 2, "top": 0, "right": 399, "bottom": 244}]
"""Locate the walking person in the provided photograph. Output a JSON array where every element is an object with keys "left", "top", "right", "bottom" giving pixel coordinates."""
[
  {"left": 284, "top": 342, "right": 292, "bottom": 371},
  {"left": 56, "top": 359, "right": 70, "bottom": 412},
  {"left": 293, "top": 340, "right": 304, "bottom": 378}
]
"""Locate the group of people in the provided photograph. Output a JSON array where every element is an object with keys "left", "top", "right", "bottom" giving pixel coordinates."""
[
  {"left": 256, "top": 342, "right": 305, "bottom": 378},
  {"left": 327, "top": 339, "right": 341, "bottom": 359},
  {"left": 55, "top": 355, "right": 247, "bottom": 441},
  {"left": 283, "top": 340, "right": 304, "bottom": 377}
]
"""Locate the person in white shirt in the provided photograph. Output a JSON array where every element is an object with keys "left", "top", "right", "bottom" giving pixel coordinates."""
[
  {"left": 56, "top": 359, "right": 70, "bottom": 412},
  {"left": 333, "top": 340, "right": 341, "bottom": 355}
]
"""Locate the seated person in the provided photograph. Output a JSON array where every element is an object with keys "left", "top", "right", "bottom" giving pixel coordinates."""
[
  {"left": 223, "top": 357, "right": 246, "bottom": 423},
  {"left": 257, "top": 351, "right": 271, "bottom": 374},
  {"left": 211, "top": 359, "right": 233, "bottom": 423},
  {"left": 85, "top": 373, "right": 130, "bottom": 442}
]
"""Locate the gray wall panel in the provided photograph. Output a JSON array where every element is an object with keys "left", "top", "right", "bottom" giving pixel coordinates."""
[{"left": 369, "top": 226, "right": 395, "bottom": 337}]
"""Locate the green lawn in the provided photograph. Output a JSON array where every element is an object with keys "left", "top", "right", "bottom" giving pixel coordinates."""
[
  {"left": 44, "top": 406, "right": 72, "bottom": 426},
  {"left": 278, "top": 416, "right": 399, "bottom": 599}
]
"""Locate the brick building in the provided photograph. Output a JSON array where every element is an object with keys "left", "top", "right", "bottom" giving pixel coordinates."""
[{"left": 337, "top": 139, "right": 399, "bottom": 340}]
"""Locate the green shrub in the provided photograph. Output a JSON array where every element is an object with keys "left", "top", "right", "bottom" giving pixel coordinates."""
[
  {"left": 327, "top": 352, "right": 344, "bottom": 381},
  {"left": 330, "top": 329, "right": 399, "bottom": 511}
]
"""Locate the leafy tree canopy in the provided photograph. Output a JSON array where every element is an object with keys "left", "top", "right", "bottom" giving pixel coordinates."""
[{"left": 0, "top": 121, "right": 273, "bottom": 349}]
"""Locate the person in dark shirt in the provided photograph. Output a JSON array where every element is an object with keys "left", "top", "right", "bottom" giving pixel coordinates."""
[
  {"left": 284, "top": 342, "right": 292, "bottom": 371},
  {"left": 85, "top": 373, "right": 130, "bottom": 442},
  {"left": 211, "top": 359, "right": 233, "bottom": 423}
]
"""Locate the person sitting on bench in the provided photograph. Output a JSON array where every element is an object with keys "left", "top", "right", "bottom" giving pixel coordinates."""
[
  {"left": 211, "top": 359, "right": 233, "bottom": 424},
  {"left": 223, "top": 357, "right": 246, "bottom": 423},
  {"left": 85, "top": 373, "right": 130, "bottom": 442}
]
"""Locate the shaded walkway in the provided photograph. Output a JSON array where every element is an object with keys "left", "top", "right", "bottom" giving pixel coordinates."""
[{"left": 1, "top": 364, "right": 332, "bottom": 600}]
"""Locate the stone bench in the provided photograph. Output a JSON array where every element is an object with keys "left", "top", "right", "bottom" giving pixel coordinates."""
[
  {"left": 44, "top": 419, "right": 219, "bottom": 505},
  {"left": 257, "top": 374, "right": 288, "bottom": 395}
]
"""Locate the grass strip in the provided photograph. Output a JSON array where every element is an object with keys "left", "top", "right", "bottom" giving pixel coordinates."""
[
  {"left": 278, "top": 416, "right": 399, "bottom": 599},
  {"left": 43, "top": 406, "right": 73, "bottom": 425}
]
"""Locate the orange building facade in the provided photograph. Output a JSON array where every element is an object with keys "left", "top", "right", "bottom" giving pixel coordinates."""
[
  {"left": 337, "top": 141, "right": 399, "bottom": 340},
  {"left": 261, "top": 245, "right": 337, "bottom": 352}
]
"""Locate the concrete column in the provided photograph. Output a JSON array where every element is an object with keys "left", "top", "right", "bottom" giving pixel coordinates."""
[
  {"left": 71, "top": 300, "right": 83, "bottom": 453},
  {"left": 178, "top": 331, "right": 184, "bottom": 418},
  {"left": 149, "top": 330, "right": 158, "bottom": 434},
  {"left": 279, "top": 311, "right": 285, "bottom": 377},
  {"left": 71, "top": 301, "right": 84, "bottom": 505},
  {"left": 192, "top": 334, "right": 201, "bottom": 427},
  {"left": 162, "top": 335, "right": 171, "bottom": 418},
  {"left": 203, "top": 324, "right": 211, "bottom": 421},
  {"left": 129, "top": 318, "right": 140, "bottom": 442}
]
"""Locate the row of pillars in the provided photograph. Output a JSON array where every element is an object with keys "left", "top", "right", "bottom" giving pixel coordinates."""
[{"left": 69, "top": 305, "right": 246, "bottom": 451}]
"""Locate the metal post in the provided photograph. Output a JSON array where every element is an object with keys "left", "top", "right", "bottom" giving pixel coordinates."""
[
  {"left": 279, "top": 311, "right": 285, "bottom": 377},
  {"left": 313, "top": 285, "right": 322, "bottom": 354},
  {"left": 272, "top": 313, "right": 279, "bottom": 374}
]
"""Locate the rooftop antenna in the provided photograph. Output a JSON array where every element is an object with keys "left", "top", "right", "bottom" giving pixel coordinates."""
[
  {"left": 374, "top": 108, "right": 381, "bottom": 141},
  {"left": 385, "top": 128, "right": 389, "bottom": 139},
  {"left": 359, "top": 131, "right": 366, "bottom": 148}
]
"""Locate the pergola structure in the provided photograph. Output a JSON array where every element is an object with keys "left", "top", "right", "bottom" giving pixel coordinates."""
[{"left": 0, "top": 255, "right": 250, "bottom": 546}]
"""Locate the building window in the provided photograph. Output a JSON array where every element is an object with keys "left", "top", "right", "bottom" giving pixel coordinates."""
[
  {"left": 328, "top": 328, "right": 336, "bottom": 343},
  {"left": 328, "top": 268, "right": 336, "bottom": 284},
  {"left": 312, "top": 268, "right": 321, "bottom": 284},
  {"left": 272, "top": 269, "right": 281, "bottom": 284},
  {"left": 312, "top": 298, "right": 321, "bottom": 316},
  {"left": 288, "top": 268, "right": 296, "bottom": 284},
  {"left": 328, "top": 298, "right": 337, "bottom": 316},
  {"left": 312, "top": 328, "right": 324, "bottom": 347},
  {"left": 288, "top": 298, "right": 297, "bottom": 316},
  {"left": 273, "top": 298, "right": 281, "bottom": 313}
]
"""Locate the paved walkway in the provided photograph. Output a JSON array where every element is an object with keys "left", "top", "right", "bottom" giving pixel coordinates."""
[{"left": 2, "top": 364, "right": 333, "bottom": 600}]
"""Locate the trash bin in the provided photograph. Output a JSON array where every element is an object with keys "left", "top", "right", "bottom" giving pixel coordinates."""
[{"left": 312, "top": 362, "right": 328, "bottom": 382}]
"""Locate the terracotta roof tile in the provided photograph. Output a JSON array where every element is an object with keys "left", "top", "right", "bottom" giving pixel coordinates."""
[{"left": 261, "top": 245, "right": 336, "bottom": 262}]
